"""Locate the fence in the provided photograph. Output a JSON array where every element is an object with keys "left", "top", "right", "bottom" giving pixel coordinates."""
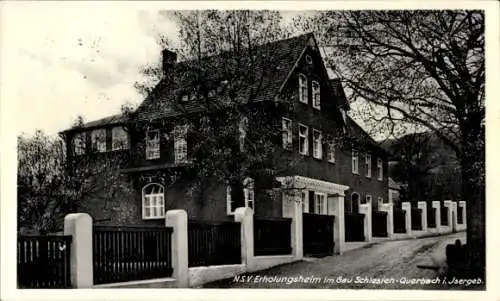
[
  {"left": 302, "top": 213, "right": 335, "bottom": 257},
  {"left": 411, "top": 208, "right": 423, "bottom": 231},
  {"left": 188, "top": 220, "right": 241, "bottom": 267},
  {"left": 441, "top": 204, "right": 449, "bottom": 226},
  {"left": 372, "top": 211, "right": 388, "bottom": 237},
  {"left": 393, "top": 209, "right": 407, "bottom": 233},
  {"left": 17, "top": 235, "right": 72, "bottom": 288},
  {"left": 345, "top": 213, "right": 365, "bottom": 241},
  {"left": 254, "top": 217, "right": 292, "bottom": 256},
  {"left": 93, "top": 225, "right": 173, "bottom": 285},
  {"left": 457, "top": 206, "right": 464, "bottom": 224}
]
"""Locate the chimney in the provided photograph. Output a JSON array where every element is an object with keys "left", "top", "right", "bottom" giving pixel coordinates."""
[{"left": 162, "top": 49, "right": 177, "bottom": 74}]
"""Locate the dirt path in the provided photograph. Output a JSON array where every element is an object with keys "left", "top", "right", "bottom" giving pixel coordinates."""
[{"left": 203, "top": 232, "right": 482, "bottom": 289}]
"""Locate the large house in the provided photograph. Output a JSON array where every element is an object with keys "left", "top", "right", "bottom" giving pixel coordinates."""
[{"left": 61, "top": 33, "right": 389, "bottom": 238}]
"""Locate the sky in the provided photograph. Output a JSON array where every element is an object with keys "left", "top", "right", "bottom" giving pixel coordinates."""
[{"left": 1, "top": 4, "right": 306, "bottom": 137}]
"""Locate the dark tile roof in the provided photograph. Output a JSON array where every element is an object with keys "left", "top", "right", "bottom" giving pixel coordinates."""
[
  {"left": 133, "top": 33, "right": 314, "bottom": 122},
  {"left": 61, "top": 114, "right": 128, "bottom": 134}
]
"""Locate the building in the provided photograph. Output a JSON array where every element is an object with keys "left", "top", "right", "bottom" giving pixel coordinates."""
[{"left": 60, "top": 33, "right": 389, "bottom": 236}]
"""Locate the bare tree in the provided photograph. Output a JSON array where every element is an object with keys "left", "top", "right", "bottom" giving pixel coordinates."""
[{"left": 305, "top": 10, "right": 484, "bottom": 278}]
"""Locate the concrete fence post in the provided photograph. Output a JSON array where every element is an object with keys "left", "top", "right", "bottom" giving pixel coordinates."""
[
  {"left": 432, "top": 201, "right": 441, "bottom": 231},
  {"left": 328, "top": 194, "right": 345, "bottom": 254},
  {"left": 451, "top": 201, "right": 458, "bottom": 232},
  {"left": 282, "top": 193, "right": 303, "bottom": 260},
  {"left": 358, "top": 199, "right": 372, "bottom": 242},
  {"left": 64, "top": 213, "right": 93, "bottom": 288},
  {"left": 234, "top": 207, "right": 254, "bottom": 269},
  {"left": 417, "top": 201, "right": 427, "bottom": 231},
  {"left": 401, "top": 202, "right": 412, "bottom": 235},
  {"left": 165, "top": 209, "right": 189, "bottom": 288},
  {"left": 443, "top": 200, "right": 453, "bottom": 233},
  {"left": 378, "top": 201, "right": 394, "bottom": 238}
]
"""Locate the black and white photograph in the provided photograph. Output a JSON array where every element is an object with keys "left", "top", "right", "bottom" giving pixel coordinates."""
[{"left": 1, "top": 1, "right": 498, "bottom": 300}]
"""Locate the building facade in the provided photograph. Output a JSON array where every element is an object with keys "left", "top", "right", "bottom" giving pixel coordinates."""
[{"left": 61, "top": 33, "right": 389, "bottom": 227}]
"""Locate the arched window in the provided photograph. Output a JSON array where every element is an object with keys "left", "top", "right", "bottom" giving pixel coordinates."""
[{"left": 142, "top": 183, "right": 165, "bottom": 219}]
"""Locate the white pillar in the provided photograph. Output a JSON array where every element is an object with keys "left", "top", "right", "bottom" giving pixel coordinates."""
[
  {"left": 443, "top": 200, "right": 453, "bottom": 233},
  {"left": 401, "top": 202, "right": 412, "bottom": 234},
  {"left": 417, "top": 201, "right": 427, "bottom": 231},
  {"left": 432, "top": 201, "right": 441, "bottom": 230},
  {"left": 378, "top": 201, "right": 394, "bottom": 238},
  {"left": 358, "top": 199, "right": 372, "bottom": 242},
  {"left": 459, "top": 201, "right": 467, "bottom": 230},
  {"left": 234, "top": 207, "right": 255, "bottom": 269},
  {"left": 329, "top": 194, "right": 345, "bottom": 254},
  {"left": 165, "top": 209, "right": 189, "bottom": 288},
  {"left": 451, "top": 201, "right": 458, "bottom": 232},
  {"left": 64, "top": 213, "right": 93, "bottom": 288},
  {"left": 282, "top": 193, "right": 303, "bottom": 260}
]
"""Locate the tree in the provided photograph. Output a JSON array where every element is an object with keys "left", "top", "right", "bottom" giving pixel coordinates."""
[
  {"left": 17, "top": 129, "right": 132, "bottom": 233},
  {"left": 132, "top": 11, "right": 318, "bottom": 207},
  {"left": 306, "top": 11, "right": 485, "bottom": 278}
]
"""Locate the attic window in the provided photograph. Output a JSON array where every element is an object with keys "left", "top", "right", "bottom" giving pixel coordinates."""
[{"left": 305, "top": 55, "right": 312, "bottom": 64}]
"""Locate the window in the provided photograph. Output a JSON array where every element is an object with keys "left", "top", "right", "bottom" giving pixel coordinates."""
[
  {"left": 305, "top": 54, "right": 313, "bottom": 64},
  {"left": 181, "top": 94, "right": 189, "bottom": 102},
  {"left": 73, "top": 132, "right": 86, "bottom": 155},
  {"left": 226, "top": 178, "right": 255, "bottom": 215},
  {"left": 352, "top": 150, "right": 359, "bottom": 174},
  {"left": 243, "top": 177, "right": 255, "bottom": 211},
  {"left": 91, "top": 129, "right": 106, "bottom": 153},
  {"left": 298, "top": 124, "right": 309, "bottom": 155},
  {"left": 312, "top": 129, "right": 322, "bottom": 159},
  {"left": 327, "top": 140, "right": 335, "bottom": 163},
  {"left": 142, "top": 183, "right": 165, "bottom": 219},
  {"left": 301, "top": 191, "right": 309, "bottom": 213},
  {"left": 312, "top": 81, "right": 321, "bottom": 110},
  {"left": 299, "top": 74, "right": 308, "bottom": 104},
  {"left": 174, "top": 125, "right": 188, "bottom": 163},
  {"left": 282, "top": 118, "right": 292, "bottom": 150},
  {"left": 146, "top": 130, "right": 160, "bottom": 160},
  {"left": 239, "top": 116, "right": 248, "bottom": 152},
  {"left": 314, "top": 192, "right": 326, "bottom": 215},
  {"left": 112, "top": 127, "right": 129, "bottom": 151},
  {"left": 377, "top": 158, "right": 383, "bottom": 180},
  {"left": 365, "top": 153, "right": 372, "bottom": 178}
]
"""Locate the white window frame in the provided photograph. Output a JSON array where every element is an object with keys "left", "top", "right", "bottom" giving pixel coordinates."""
[
  {"left": 377, "top": 158, "right": 383, "bottom": 180},
  {"left": 327, "top": 140, "right": 336, "bottom": 163},
  {"left": 312, "top": 80, "right": 321, "bottom": 110},
  {"left": 299, "top": 74, "right": 308, "bottom": 104},
  {"left": 298, "top": 124, "right": 309, "bottom": 155},
  {"left": 239, "top": 116, "right": 248, "bottom": 152},
  {"left": 73, "top": 132, "right": 86, "bottom": 155},
  {"left": 174, "top": 125, "right": 188, "bottom": 164},
  {"left": 146, "top": 130, "right": 160, "bottom": 160},
  {"left": 112, "top": 126, "right": 129, "bottom": 151},
  {"left": 282, "top": 117, "right": 292, "bottom": 150},
  {"left": 226, "top": 178, "right": 255, "bottom": 215},
  {"left": 142, "top": 183, "right": 165, "bottom": 219},
  {"left": 91, "top": 129, "right": 106, "bottom": 153},
  {"left": 312, "top": 129, "right": 323, "bottom": 159},
  {"left": 352, "top": 150, "right": 359, "bottom": 174},
  {"left": 365, "top": 153, "right": 372, "bottom": 178},
  {"left": 301, "top": 190, "right": 309, "bottom": 213},
  {"left": 314, "top": 192, "right": 327, "bottom": 215}
]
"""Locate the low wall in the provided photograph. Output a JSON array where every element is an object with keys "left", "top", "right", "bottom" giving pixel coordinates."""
[
  {"left": 93, "top": 277, "right": 177, "bottom": 288},
  {"left": 248, "top": 255, "right": 297, "bottom": 273},
  {"left": 189, "top": 264, "right": 246, "bottom": 287}
]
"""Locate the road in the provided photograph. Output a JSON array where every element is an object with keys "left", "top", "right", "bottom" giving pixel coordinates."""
[{"left": 203, "top": 232, "right": 482, "bottom": 289}]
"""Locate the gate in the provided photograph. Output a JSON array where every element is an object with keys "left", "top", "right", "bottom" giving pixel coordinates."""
[
  {"left": 302, "top": 213, "right": 335, "bottom": 257},
  {"left": 17, "top": 235, "right": 72, "bottom": 288}
]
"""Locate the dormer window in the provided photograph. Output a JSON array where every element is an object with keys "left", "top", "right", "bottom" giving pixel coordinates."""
[
  {"left": 312, "top": 81, "right": 320, "bottom": 110},
  {"left": 299, "top": 74, "right": 308, "bottom": 104},
  {"left": 91, "top": 129, "right": 106, "bottom": 153}
]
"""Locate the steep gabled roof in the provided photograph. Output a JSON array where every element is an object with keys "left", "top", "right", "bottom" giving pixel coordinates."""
[{"left": 133, "top": 33, "right": 315, "bottom": 122}]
